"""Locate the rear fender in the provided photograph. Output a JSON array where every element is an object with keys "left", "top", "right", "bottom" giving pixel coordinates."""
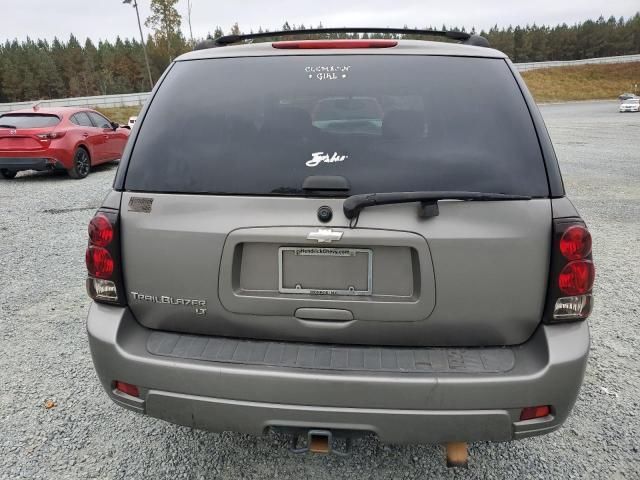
[{"left": 74, "top": 142, "right": 93, "bottom": 165}]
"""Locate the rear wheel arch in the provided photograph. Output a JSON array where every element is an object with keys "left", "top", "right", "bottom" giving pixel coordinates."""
[
  {"left": 68, "top": 145, "right": 91, "bottom": 179},
  {"left": 76, "top": 143, "right": 92, "bottom": 163}
]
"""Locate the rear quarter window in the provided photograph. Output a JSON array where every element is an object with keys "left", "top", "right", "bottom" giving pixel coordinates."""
[
  {"left": 71, "top": 112, "right": 94, "bottom": 127},
  {"left": 88, "top": 112, "right": 112, "bottom": 129},
  {"left": 125, "top": 55, "right": 549, "bottom": 197}
]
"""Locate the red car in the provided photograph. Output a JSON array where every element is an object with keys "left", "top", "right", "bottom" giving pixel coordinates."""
[{"left": 0, "top": 106, "right": 130, "bottom": 179}]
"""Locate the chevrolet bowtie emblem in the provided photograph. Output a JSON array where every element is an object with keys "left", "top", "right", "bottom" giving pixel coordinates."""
[{"left": 307, "top": 228, "right": 343, "bottom": 243}]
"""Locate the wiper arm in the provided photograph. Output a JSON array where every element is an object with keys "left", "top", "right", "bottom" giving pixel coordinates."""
[
  {"left": 343, "top": 191, "right": 531, "bottom": 219},
  {"left": 0, "top": 124, "right": 17, "bottom": 129}
]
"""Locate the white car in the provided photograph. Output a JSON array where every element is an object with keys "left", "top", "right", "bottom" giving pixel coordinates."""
[
  {"left": 619, "top": 98, "right": 639, "bottom": 112},
  {"left": 128, "top": 116, "right": 138, "bottom": 127}
]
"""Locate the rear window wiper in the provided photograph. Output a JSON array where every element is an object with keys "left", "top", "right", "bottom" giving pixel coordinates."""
[
  {"left": 343, "top": 191, "right": 531, "bottom": 219},
  {"left": 0, "top": 124, "right": 17, "bottom": 129}
]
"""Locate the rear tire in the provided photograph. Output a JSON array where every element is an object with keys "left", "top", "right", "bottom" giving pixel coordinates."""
[
  {"left": 68, "top": 148, "right": 91, "bottom": 179},
  {"left": 1, "top": 169, "right": 17, "bottom": 179}
]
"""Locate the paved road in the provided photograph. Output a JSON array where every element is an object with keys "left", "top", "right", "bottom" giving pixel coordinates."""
[{"left": 1, "top": 101, "right": 639, "bottom": 479}]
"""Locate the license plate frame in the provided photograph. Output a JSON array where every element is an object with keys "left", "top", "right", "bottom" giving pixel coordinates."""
[{"left": 278, "top": 247, "right": 373, "bottom": 296}]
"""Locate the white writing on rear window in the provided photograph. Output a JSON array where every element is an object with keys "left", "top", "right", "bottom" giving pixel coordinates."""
[{"left": 306, "top": 152, "right": 348, "bottom": 167}]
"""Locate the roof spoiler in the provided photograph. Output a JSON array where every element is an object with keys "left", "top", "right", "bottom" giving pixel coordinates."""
[{"left": 194, "top": 27, "right": 490, "bottom": 50}]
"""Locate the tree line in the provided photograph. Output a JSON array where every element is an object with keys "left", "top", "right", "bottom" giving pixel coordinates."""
[{"left": 0, "top": 11, "right": 639, "bottom": 103}]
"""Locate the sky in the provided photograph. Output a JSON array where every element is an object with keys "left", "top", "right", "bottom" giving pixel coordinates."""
[{"left": 1, "top": 0, "right": 638, "bottom": 43}]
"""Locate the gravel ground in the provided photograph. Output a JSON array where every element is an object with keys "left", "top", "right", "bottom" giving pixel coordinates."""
[{"left": 1, "top": 101, "right": 639, "bottom": 479}]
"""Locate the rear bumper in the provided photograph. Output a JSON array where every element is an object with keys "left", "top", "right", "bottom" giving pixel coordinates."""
[
  {"left": 0, "top": 157, "right": 62, "bottom": 171},
  {"left": 87, "top": 303, "right": 590, "bottom": 444}
]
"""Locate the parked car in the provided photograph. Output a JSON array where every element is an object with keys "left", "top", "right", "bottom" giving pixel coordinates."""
[
  {"left": 128, "top": 116, "right": 138, "bottom": 128},
  {"left": 619, "top": 97, "right": 640, "bottom": 112},
  {"left": 85, "top": 29, "right": 594, "bottom": 466},
  {"left": 0, "top": 106, "right": 129, "bottom": 179},
  {"left": 618, "top": 92, "right": 637, "bottom": 101},
  {"left": 311, "top": 96, "right": 384, "bottom": 134}
]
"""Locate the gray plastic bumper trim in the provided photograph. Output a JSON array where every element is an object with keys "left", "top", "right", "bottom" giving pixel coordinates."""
[
  {"left": 146, "top": 330, "right": 516, "bottom": 373},
  {"left": 87, "top": 303, "right": 589, "bottom": 443}
]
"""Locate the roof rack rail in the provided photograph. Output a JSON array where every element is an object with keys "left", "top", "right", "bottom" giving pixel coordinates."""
[{"left": 194, "top": 28, "right": 490, "bottom": 50}]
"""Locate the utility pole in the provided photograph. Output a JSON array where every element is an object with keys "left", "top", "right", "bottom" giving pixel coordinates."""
[
  {"left": 123, "top": 0, "right": 154, "bottom": 91},
  {"left": 186, "top": 0, "right": 194, "bottom": 47}
]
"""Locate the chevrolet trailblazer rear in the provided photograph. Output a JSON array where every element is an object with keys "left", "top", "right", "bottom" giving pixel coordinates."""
[{"left": 86, "top": 29, "right": 593, "bottom": 466}]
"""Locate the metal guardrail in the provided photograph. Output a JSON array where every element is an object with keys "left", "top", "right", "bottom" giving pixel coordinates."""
[
  {"left": 0, "top": 92, "right": 151, "bottom": 113},
  {"left": 514, "top": 53, "right": 640, "bottom": 71},
  {"left": 0, "top": 54, "right": 638, "bottom": 112}
]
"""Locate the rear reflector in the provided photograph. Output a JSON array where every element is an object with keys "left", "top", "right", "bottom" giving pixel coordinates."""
[
  {"left": 85, "top": 246, "right": 114, "bottom": 279},
  {"left": 558, "top": 260, "right": 595, "bottom": 295},
  {"left": 272, "top": 39, "right": 398, "bottom": 49},
  {"left": 520, "top": 405, "right": 551, "bottom": 421},
  {"left": 114, "top": 381, "right": 140, "bottom": 398}
]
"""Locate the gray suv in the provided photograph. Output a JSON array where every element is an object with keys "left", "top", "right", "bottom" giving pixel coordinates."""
[{"left": 86, "top": 28, "right": 594, "bottom": 465}]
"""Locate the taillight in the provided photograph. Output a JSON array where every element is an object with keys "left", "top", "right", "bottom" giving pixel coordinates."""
[
  {"left": 272, "top": 39, "right": 398, "bottom": 49},
  {"left": 86, "top": 209, "right": 125, "bottom": 305},
  {"left": 36, "top": 131, "right": 65, "bottom": 140},
  {"left": 559, "top": 225, "right": 592, "bottom": 260},
  {"left": 558, "top": 261, "right": 595, "bottom": 295},
  {"left": 545, "top": 219, "right": 595, "bottom": 323},
  {"left": 88, "top": 214, "right": 114, "bottom": 247},
  {"left": 86, "top": 246, "right": 114, "bottom": 279}
]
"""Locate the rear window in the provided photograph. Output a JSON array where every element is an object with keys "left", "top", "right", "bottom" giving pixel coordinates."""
[
  {"left": 125, "top": 55, "right": 548, "bottom": 196},
  {"left": 0, "top": 114, "right": 60, "bottom": 128}
]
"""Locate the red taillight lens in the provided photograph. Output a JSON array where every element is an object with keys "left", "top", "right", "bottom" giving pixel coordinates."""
[
  {"left": 88, "top": 213, "right": 113, "bottom": 247},
  {"left": 558, "top": 260, "right": 595, "bottom": 295},
  {"left": 272, "top": 39, "right": 398, "bottom": 49},
  {"left": 546, "top": 220, "right": 595, "bottom": 323},
  {"left": 559, "top": 225, "right": 592, "bottom": 260},
  {"left": 86, "top": 210, "right": 125, "bottom": 305},
  {"left": 86, "top": 246, "right": 114, "bottom": 279},
  {"left": 115, "top": 381, "right": 140, "bottom": 398},
  {"left": 36, "top": 131, "right": 65, "bottom": 140},
  {"left": 520, "top": 405, "right": 551, "bottom": 421}
]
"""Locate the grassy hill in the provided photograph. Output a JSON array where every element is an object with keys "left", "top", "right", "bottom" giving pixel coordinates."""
[
  {"left": 95, "top": 106, "right": 141, "bottom": 125},
  {"left": 521, "top": 61, "right": 640, "bottom": 102}
]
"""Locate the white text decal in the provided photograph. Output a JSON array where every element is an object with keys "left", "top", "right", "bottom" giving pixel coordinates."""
[{"left": 306, "top": 152, "right": 348, "bottom": 167}]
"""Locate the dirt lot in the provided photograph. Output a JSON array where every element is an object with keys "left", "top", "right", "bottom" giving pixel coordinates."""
[{"left": 0, "top": 101, "right": 638, "bottom": 479}]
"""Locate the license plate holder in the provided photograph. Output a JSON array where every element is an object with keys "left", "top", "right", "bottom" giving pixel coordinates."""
[{"left": 278, "top": 247, "right": 373, "bottom": 296}]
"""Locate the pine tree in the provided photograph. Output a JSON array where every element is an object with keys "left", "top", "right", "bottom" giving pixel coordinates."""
[
  {"left": 1, "top": 13, "right": 639, "bottom": 102},
  {"left": 145, "top": 0, "right": 182, "bottom": 61}
]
